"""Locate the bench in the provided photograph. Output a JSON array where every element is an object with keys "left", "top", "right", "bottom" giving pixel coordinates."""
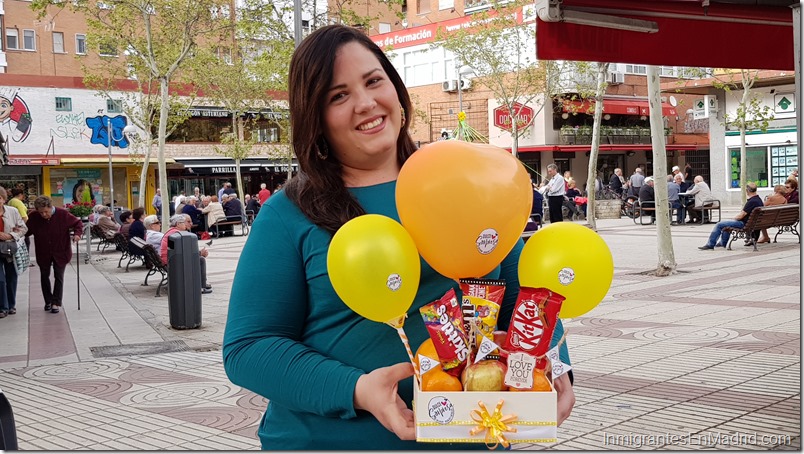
[
  {"left": 135, "top": 240, "right": 167, "bottom": 297},
  {"left": 113, "top": 232, "right": 144, "bottom": 271},
  {"left": 687, "top": 199, "right": 721, "bottom": 224},
  {"left": 724, "top": 204, "right": 800, "bottom": 251},
  {"left": 90, "top": 224, "right": 116, "bottom": 253},
  {"left": 632, "top": 200, "right": 675, "bottom": 225},
  {"left": 209, "top": 215, "right": 249, "bottom": 237}
]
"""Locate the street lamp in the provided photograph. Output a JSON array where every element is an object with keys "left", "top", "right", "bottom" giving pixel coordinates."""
[
  {"left": 456, "top": 65, "right": 474, "bottom": 140},
  {"left": 106, "top": 118, "right": 137, "bottom": 212}
]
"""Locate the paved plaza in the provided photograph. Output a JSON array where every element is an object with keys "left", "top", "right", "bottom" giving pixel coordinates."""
[{"left": 0, "top": 209, "right": 800, "bottom": 450}]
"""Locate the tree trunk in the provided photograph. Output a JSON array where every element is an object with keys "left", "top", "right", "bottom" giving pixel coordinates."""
[
  {"left": 157, "top": 76, "right": 171, "bottom": 232},
  {"left": 585, "top": 63, "right": 609, "bottom": 231},
  {"left": 739, "top": 70, "right": 753, "bottom": 206},
  {"left": 137, "top": 135, "right": 154, "bottom": 209},
  {"left": 647, "top": 65, "right": 676, "bottom": 276}
]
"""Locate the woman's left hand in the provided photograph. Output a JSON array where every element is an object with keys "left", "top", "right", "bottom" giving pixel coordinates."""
[
  {"left": 0, "top": 232, "right": 13, "bottom": 241},
  {"left": 553, "top": 373, "right": 575, "bottom": 426}
]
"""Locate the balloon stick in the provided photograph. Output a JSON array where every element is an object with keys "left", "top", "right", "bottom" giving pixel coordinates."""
[{"left": 386, "top": 314, "right": 420, "bottom": 383}]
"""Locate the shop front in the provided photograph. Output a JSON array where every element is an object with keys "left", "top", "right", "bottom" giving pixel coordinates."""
[
  {"left": 169, "top": 158, "right": 299, "bottom": 198},
  {"left": 42, "top": 159, "right": 159, "bottom": 213},
  {"left": 0, "top": 158, "right": 53, "bottom": 210}
]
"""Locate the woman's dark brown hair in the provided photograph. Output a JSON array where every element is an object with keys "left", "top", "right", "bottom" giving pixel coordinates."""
[{"left": 285, "top": 24, "right": 417, "bottom": 235}]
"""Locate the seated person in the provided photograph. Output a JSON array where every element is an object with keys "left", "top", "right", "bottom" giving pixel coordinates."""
[
  {"left": 245, "top": 194, "right": 261, "bottom": 220},
  {"left": 96, "top": 206, "right": 120, "bottom": 236},
  {"left": 182, "top": 196, "right": 205, "bottom": 233},
  {"left": 784, "top": 178, "right": 799, "bottom": 204},
  {"left": 531, "top": 182, "right": 544, "bottom": 226},
  {"left": 144, "top": 215, "right": 165, "bottom": 254},
  {"left": 201, "top": 195, "right": 226, "bottom": 236},
  {"left": 756, "top": 184, "right": 787, "bottom": 243},
  {"left": 127, "top": 207, "right": 147, "bottom": 258},
  {"left": 565, "top": 179, "right": 586, "bottom": 219},
  {"left": 223, "top": 194, "right": 244, "bottom": 218},
  {"left": 160, "top": 214, "right": 213, "bottom": 294},
  {"left": 699, "top": 182, "right": 763, "bottom": 250},
  {"left": 668, "top": 174, "right": 684, "bottom": 224},
  {"left": 638, "top": 176, "right": 656, "bottom": 223},
  {"left": 679, "top": 175, "right": 713, "bottom": 223}
]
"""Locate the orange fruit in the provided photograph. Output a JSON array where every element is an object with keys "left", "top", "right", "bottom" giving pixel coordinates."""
[
  {"left": 421, "top": 368, "right": 463, "bottom": 392},
  {"left": 509, "top": 368, "right": 552, "bottom": 392},
  {"left": 414, "top": 338, "right": 440, "bottom": 370}
]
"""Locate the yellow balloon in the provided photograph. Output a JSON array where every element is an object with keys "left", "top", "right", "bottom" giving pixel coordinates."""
[
  {"left": 396, "top": 141, "right": 532, "bottom": 280},
  {"left": 327, "top": 214, "right": 421, "bottom": 323},
  {"left": 518, "top": 222, "right": 613, "bottom": 318}
]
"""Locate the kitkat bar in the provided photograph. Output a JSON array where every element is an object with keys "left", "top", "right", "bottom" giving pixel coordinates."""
[{"left": 504, "top": 287, "right": 564, "bottom": 370}]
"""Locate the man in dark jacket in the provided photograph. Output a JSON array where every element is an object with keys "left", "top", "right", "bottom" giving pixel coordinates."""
[
  {"left": 182, "top": 196, "right": 205, "bottom": 232},
  {"left": 25, "top": 196, "right": 83, "bottom": 314},
  {"left": 638, "top": 176, "right": 656, "bottom": 223}
]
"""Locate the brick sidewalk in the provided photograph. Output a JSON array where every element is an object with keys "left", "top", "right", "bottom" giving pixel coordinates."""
[{"left": 0, "top": 215, "right": 799, "bottom": 450}]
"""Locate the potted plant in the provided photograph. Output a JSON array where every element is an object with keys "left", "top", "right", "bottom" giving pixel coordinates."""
[
  {"left": 576, "top": 125, "right": 593, "bottom": 144},
  {"left": 65, "top": 201, "right": 94, "bottom": 220},
  {"left": 560, "top": 125, "right": 577, "bottom": 144}
]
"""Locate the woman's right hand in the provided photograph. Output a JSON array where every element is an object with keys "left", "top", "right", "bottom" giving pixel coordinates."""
[
  {"left": 353, "top": 362, "right": 416, "bottom": 441},
  {"left": 0, "top": 232, "right": 12, "bottom": 241}
]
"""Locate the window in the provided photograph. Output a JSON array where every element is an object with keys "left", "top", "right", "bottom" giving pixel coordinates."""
[
  {"left": 75, "top": 34, "right": 86, "bottom": 54},
  {"left": 257, "top": 127, "right": 279, "bottom": 143},
  {"left": 729, "top": 147, "right": 769, "bottom": 189},
  {"left": 378, "top": 22, "right": 391, "bottom": 34},
  {"left": 23, "top": 29, "right": 36, "bottom": 51},
  {"left": 770, "top": 145, "right": 798, "bottom": 186},
  {"left": 5, "top": 29, "right": 19, "bottom": 50},
  {"left": 99, "top": 41, "right": 117, "bottom": 57},
  {"left": 52, "top": 32, "right": 65, "bottom": 53},
  {"left": 624, "top": 64, "right": 647, "bottom": 75},
  {"left": 55, "top": 97, "right": 72, "bottom": 111},
  {"left": 107, "top": 98, "right": 123, "bottom": 113}
]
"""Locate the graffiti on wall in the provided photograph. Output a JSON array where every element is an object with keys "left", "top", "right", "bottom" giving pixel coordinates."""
[
  {"left": 85, "top": 115, "right": 130, "bottom": 148},
  {"left": 0, "top": 90, "right": 32, "bottom": 142},
  {"left": 51, "top": 111, "right": 91, "bottom": 141}
]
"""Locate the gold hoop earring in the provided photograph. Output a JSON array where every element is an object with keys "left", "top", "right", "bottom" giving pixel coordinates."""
[
  {"left": 316, "top": 140, "right": 329, "bottom": 160},
  {"left": 400, "top": 106, "right": 406, "bottom": 129}
]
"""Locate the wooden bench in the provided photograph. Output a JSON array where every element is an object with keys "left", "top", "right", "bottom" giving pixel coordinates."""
[
  {"left": 90, "top": 224, "right": 116, "bottom": 253},
  {"left": 687, "top": 199, "right": 721, "bottom": 224},
  {"left": 136, "top": 240, "right": 167, "bottom": 297},
  {"left": 209, "top": 215, "right": 249, "bottom": 237},
  {"left": 724, "top": 204, "right": 800, "bottom": 251},
  {"left": 632, "top": 200, "right": 675, "bottom": 225}
]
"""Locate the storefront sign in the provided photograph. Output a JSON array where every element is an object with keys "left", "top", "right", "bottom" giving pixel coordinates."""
[
  {"left": 212, "top": 167, "right": 236, "bottom": 173},
  {"left": 494, "top": 103, "right": 534, "bottom": 132},
  {"left": 7, "top": 158, "right": 60, "bottom": 165},
  {"left": 186, "top": 108, "right": 230, "bottom": 118}
]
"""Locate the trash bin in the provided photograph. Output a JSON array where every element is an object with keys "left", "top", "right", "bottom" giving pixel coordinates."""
[{"left": 167, "top": 231, "right": 202, "bottom": 329}]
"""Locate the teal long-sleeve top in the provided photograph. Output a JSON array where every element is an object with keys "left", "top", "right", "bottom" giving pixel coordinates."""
[{"left": 223, "top": 180, "right": 571, "bottom": 450}]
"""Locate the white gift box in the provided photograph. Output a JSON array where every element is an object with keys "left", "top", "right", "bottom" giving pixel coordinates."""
[{"left": 413, "top": 380, "right": 557, "bottom": 445}]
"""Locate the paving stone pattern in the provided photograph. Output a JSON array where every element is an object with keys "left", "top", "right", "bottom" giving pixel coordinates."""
[{"left": 0, "top": 213, "right": 799, "bottom": 450}]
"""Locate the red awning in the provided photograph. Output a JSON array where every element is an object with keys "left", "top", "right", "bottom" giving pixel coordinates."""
[
  {"left": 516, "top": 143, "right": 707, "bottom": 153},
  {"left": 535, "top": 0, "right": 794, "bottom": 71},
  {"left": 562, "top": 99, "right": 676, "bottom": 116}
]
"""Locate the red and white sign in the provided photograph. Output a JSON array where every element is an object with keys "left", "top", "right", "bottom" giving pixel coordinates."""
[
  {"left": 8, "top": 158, "right": 60, "bottom": 165},
  {"left": 493, "top": 103, "right": 534, "bottom": 132},
  {"left": 371, "top": 8, "right": 524, "bottom": 50}
]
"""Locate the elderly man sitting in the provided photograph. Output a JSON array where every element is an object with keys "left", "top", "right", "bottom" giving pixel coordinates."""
[{"left": 160, "top": 214, "right": 213, "bottom": 294}]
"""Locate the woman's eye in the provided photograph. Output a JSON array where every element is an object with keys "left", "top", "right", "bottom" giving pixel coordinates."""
[
  {"left": 367, "top": 78, "right": 382, "bottom": 86},
  {"left": 330, "top": 93, "right": 346, "bottom": 103}
]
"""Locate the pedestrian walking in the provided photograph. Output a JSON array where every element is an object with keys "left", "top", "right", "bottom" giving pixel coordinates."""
[{"left": 24, "top": 196, "right": 83, "bottom": 314}]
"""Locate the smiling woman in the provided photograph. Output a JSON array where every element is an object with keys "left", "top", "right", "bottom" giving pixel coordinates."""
[{"left": 222, "top": 24, "right": 574, "bottom": 450}]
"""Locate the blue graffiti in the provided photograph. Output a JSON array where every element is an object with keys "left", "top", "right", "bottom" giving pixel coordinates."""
[{"left": 85, "top": 115, "right": 130, "bottom": 148}]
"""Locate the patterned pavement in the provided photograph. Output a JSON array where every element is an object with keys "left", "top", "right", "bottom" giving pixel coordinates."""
[{"left": 0, "top": 212, "right": 799, "bottom": 450}]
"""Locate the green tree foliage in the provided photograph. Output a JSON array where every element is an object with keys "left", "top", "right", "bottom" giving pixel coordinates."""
[{"left": 32, "top": 0, "right": 234, "bottom": 229}]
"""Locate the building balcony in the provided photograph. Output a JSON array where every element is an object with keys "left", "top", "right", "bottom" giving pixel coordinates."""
[{"left": 559, "top": 126, "right": 673, "bottom": 145}]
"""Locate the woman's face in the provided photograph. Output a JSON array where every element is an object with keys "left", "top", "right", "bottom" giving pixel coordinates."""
[
  {"left": 322, "top": 42, "right": 402, "bottom": 176},
  {"left": 75, "top": 184, "right": 86, "bottom": 201}
]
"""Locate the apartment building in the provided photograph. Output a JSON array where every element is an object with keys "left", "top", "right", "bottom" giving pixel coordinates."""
[{"left": 0, "top": 0, "right": 292, "bottom": 212}]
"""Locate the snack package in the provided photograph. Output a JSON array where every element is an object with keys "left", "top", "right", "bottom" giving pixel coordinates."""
[
  {"left": 419, "top": 288, "right": 471, "bottom": 376},
  {"left": 504, "top": 287, "right": 564, "bottom": 373},
  {"left": 459, "top": 279, "right": 505, "bottom": 352}
]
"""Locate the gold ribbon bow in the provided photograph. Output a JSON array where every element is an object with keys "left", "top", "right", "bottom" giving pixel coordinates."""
[{"left": 469, "top": 399, "right": 518, "bottom": 449}]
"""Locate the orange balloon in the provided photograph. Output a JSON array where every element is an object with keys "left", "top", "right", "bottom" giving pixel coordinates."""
[{"left": 396, "top": 141, "right": 532, "bottom": 280}]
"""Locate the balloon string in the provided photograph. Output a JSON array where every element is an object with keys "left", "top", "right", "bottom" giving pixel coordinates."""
[{"left": 396, "top": 326, "right": 420, "bottom": 383}]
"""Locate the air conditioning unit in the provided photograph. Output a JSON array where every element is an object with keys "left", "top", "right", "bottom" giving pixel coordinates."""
[
  {"left": 460, "top": 78, "right": 472, "bottom": 90},
  {"left": 442, "top": 80, "right": 458, "bottom": 92},
  {"left": 608, "top": 71, "right": 624, "bottom": 85}
]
